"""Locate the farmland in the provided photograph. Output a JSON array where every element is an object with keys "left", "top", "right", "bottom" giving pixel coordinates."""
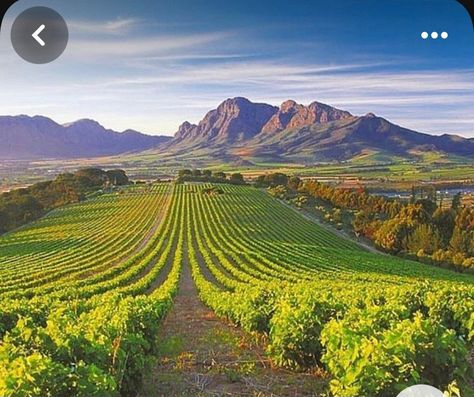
[{"left": 0, "top": 183, "right": 473, "bottom": 396}]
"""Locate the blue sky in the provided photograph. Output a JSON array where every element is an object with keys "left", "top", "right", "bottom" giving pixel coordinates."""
[{"left": 0, "top": 0, "right": 473, "bottom": 137}]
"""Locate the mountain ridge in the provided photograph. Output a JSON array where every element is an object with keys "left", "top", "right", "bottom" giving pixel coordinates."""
[
  {"left": 169, "top": 97, "right": 474, "bottom": 162},
  {"left": 174, "top": 97, "right": 278, "bottom": 145},
  {"left": 1, "top": 97, "right": 473, "bottom": 162},
  {"left": 0, "top": 115, "right": 171, "bottom": 159}
]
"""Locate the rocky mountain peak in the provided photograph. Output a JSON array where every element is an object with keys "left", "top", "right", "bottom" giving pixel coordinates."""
[
  {"left": 167, "top": 97, "right": 474, "bottom": 161},
  {"left": 261, "top": 100, "right": 352, "bottom": 134},
  {"left": 218, "top": 96, "right": 251, "bottom": 109},
  {"left": 175, "top": 121, "right": 198, "bottom": 140},
  {"left": 173, "top": 97, "right": 278, "bottom": 143},
  {"left": 280, "top": 100, "right": 298, "bottom": 111}
]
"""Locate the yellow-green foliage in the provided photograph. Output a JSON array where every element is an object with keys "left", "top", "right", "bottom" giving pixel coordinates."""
[
  {"left": 1, "top": 183, "right": 473, "bottom": 396},
  {"left": 0, "top": 184, "right": 182, "bottom": 396},
  {"left": 183, "top": 184, "right": 474, "bottom": 396}
]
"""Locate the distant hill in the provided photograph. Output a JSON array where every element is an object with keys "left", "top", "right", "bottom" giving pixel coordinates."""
[
  {"left": 168, "top": 97, "right": 474, "bottom": 162},
  {"left": 0, "top": 116, "right": 171, "bottom": 159}
]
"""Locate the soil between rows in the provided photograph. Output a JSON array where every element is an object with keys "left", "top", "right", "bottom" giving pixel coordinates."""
[{"left": 139, "top": 240, "right": 327, "bottom": 397}]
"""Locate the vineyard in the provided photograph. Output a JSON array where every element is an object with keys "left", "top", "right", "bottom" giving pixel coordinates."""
[{"left": 0, "top": 182, "right": 473, "bottom": 396}]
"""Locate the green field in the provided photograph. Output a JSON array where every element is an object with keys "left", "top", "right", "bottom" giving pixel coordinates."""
[
  {"left": 0, "top": 183, "right": 473, "bottom": 396},
  {"left": 2, "top": 152, "right": 473, "bottom": 195}
]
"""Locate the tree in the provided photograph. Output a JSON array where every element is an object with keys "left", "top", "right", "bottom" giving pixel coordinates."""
[
  {"left": 395, "top": 204, "right": 430, "bottom": 225},
  {"left": 268, "top": 185, "right": 288, "bottom": 199},
  {"left": 192, "top": 169, "right": 202, "bottom": 177},
  {"left": 432, "top": 208, "right": 455, "bottom": 247},
  {"left": 410, "top": 185, "right": 416, "bottom": 204},
  {"left": 449, "top": 227, "right": 472, "bottom": 256},
  {"left": 374, "top": 219, "right": 412, "bottom": 253},
  {"left": 0, "top": 208, "right": 9, "bottom": 233},
  {"left": 288, "top": 176, "right": 302, "bottom": 191},
  {"left": 423, "top": 185, "right": 437, "bottom": 202},
  {"left": 451, "top": 192, "right": 462, "bottom": 210},
  {"left": 407, "top": 224, "right": 441, "bottom": 255},
  {"left": 452, "top": 252, "right": 466, "bottom": 267},
  {"left": 453, "top": 207, "right": 474, "bottom": 230},
  {"left": 0, "top": 167, "right": 129, "bottom": 235},
  {"left": 213, "top": 171, "right": 226, "bottom": 180},
  {"left": 178, "top": 169, "right": 192, "bottom": 177},
  {"left": 461, "top": 257, "right": 474, "bottom": 269},
  {"left": 332, "top": 208, "right": 342, "bottom": 223},
  {"left": 229, "top": 173, "right": 244, "bottom": 184},
  {"left": 415, "top": 199, "right": 437, "bottom": 217},
  {"left": 263, "top": 173, "right": 288, "bottom": 187},
  {"left": 106, "top": 170, "right": 129, "bottom": 186},
  {"left": 254, "top": 175, "right": 266, "bottom": 187},
  {"left": 353, "top": 210, "right": 373, "bottom": 237},
  {"left": 75, "top": 168, "right": 107, "bottom": 187}
]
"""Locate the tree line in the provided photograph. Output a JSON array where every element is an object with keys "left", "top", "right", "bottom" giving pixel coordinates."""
[
  {"left": 177, "top": 169, "right": 246, "bottom": 185},
  {"left": 259, "top": 173, "right": 474, "bottom": 272},
  {"left": 0, "top": 168, "right": 129, "bottom": 234}
]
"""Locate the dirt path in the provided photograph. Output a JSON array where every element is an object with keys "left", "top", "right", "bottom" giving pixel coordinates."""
[
  {"left": 277, "top": 198, "right": 387, "bottom": 256},
  {"left": 140, "top": 245, "right": 327, "bottom": 397}
]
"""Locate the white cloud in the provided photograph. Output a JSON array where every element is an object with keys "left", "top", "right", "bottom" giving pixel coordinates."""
[
  {"left": 61, "top": 61, "right": 473, "bottom": 95},
  {"left": 65, "top": 31, "right": 233, "bottom": 58},
  {"left": 68, "top": 18, "right": 141, "bottom": 36},
  {"left": 0, "top": 15, "right": 473, "bottom": 138}
]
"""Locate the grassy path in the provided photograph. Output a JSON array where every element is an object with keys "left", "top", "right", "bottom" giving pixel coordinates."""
[
  {"left": 276, "top": 195, "right": 386, "bottom": 256},
  {"left": 140, "top": 244, "right": 327, "bottom": 397}
]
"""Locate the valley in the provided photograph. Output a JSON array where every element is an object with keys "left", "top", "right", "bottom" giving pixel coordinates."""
[{"left": 1, "top": 97, "right": 473, "bottom": 197}]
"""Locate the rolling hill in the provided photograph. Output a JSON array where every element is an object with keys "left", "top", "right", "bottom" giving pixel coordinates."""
[{"left": 0, "top": 115, "right": 171, "bottom": 159}]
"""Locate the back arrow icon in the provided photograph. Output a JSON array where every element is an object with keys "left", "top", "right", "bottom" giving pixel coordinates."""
[{"left": 32, "top": 24, "right": 46, "bottom": 46}]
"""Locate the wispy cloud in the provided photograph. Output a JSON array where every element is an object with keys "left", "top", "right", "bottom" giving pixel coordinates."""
[
  {"left": 68, "top": 18, "right": 141, "bottom": 35},
  {"left": 66, "top": 31, "right": 233, "bottom": 58},
  {"left": 132, "top": 53, "right": 257, "bottom": 62},
  {"left": 69, "top": 61, "right": 394, "bottom": 87},
  {"left": 55, "top": 60, "right": 474, "bottom": 110},
  {"left": 6, "top": 57, "right": 472, "bottom": 136},
  {"left": 0, "top": 7, "right": 472, "bottom": 138}
]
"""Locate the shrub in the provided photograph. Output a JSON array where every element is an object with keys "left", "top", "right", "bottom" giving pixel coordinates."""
[{"left": 321, "top": 306, "right": 470, "bottom": 397}]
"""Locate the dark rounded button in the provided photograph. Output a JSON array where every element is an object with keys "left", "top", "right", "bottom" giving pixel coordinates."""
[{"left": 10, "top": 6, "right": 69, "bottom": 64}]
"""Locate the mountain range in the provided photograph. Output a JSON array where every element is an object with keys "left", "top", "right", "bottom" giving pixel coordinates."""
[
  {"left": 1, "top": 98, "right": 473, "bottom": 162},
  {"left": 167, "top": 97, "right": 474, "bottom": 162},
  {"left": 0, "top": 116, "right": 170, "bottom": 159}
]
